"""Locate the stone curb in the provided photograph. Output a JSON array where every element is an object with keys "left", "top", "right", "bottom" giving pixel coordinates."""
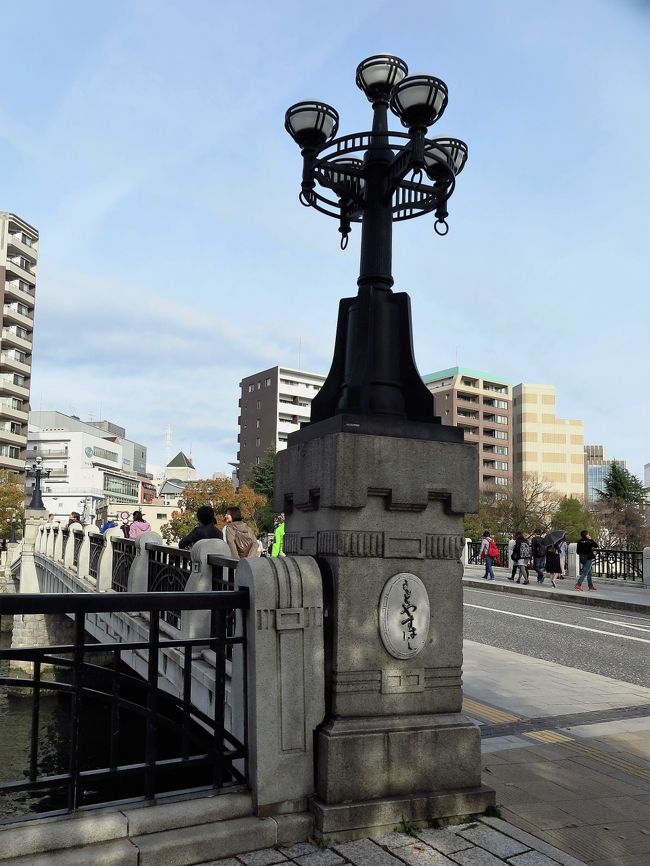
[{"left": 462, "top": 577, "right": 650, "bottom": 613}]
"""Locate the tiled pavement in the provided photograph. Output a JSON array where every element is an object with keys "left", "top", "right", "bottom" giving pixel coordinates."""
[{"left": 200, "top": 817, "right": 587, "bottom": 866}]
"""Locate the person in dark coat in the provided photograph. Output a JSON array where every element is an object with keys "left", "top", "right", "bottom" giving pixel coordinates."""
[
  {"left": 545, "top": 544, "right": 562, "bottom": 588},
  {"left": 179, "top": 506, "right": 223, "bottom": 550}
]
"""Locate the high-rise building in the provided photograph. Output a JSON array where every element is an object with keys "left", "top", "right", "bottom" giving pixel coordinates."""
[
  {"left": 423, "top": 367, "right": 512, "bottom": 495},
  {"left": 512, "top": 383, "right": 584, "bottom": 498},
  {"left": 584, "top": 445, "right": 625, "bottom": 504},
  {"left": 237, "top": 366, "right": 324, "bottom": 484},
  {"left": 0, "top": 212, "right": 38, "bottom": 474}
]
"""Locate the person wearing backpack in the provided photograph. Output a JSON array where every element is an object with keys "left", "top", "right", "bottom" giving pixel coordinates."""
[
  {"left": 531, "top": 530, "right": 546, "bottom": 583},
  {"left": 512, "top": 532, "right": 531, "bottom": 584},
  {"left": 223, "top": 507, "right": 260, "bottom": 560},
  {"left": 479, "top": 530, "right": 498, "bottom": 581}
]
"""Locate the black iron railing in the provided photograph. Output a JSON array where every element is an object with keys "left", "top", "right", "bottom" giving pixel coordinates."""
[
  {"left": 88, "top": 533, "right": 105, "bottom": 579},
  {"left": 592, "top": 549, "right": 642, "bottom": 581},
  {"left": 146, "top": 544, "right": 193, "bottom": 629},
  {"left": 61, "top": 528, "right": 69, "bottom": 560},
  {"left": 208, "top": 552, "right": 238, "bottom": 592},
  {"left": 467, "top": 541, "right": 509, "bottom": 565},
  {"left": 72, "top": 533, "right": 83, "bottom": 568},
  {"left": 0, "top": 590, "right": 249, "bottom": 820},
  {"left": 111, "top": 538, "right": 136, "bottom": 592}
]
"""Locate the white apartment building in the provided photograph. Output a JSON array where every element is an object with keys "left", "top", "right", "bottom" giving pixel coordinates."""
[
  {"left": 0, "top": 212, "right": 38, "bottom": 474},
  {"left": 27, "top": 411, "right": 148, "bottom": 521},
  {"left": 237, "top": 366, "right": 325, "bottom": 484}
]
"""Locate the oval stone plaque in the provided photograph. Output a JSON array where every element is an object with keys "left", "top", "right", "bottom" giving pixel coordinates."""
[{"left": 379, "top": 572, "right": 430, "bottom": 659}]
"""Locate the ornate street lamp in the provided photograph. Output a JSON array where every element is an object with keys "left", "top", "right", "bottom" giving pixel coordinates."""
[
  {"left": 27, "top": 455, "right": 51, "bottom": 510},
  {"left": 285, "top": 54, "right": 468, "bottom": 427}
]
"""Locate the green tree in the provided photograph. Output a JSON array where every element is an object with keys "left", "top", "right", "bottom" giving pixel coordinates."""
[
  {"left": 598, "top": 464, "right": 648, "bottom": 506},
  {"left": 160, "top": 478, "right": 268, "bottom": 544},
  {"left": 248, "top": 446, "right": 275, "bottom": 499},
  {"left": 0, "top": 469, "right": 25, "bottom": 540},
  {"left": 550, "top": 496, "right": 597, "bottom": 543}
]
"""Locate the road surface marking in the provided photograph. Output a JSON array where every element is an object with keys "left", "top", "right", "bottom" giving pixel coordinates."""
[
  {"left": 589, "top": 618, "right": 650, "bottom": 633},
  {"left": 524, "top": 730, "right": 650, "bottom": 781},
  {"left": 462, "top": 697, "right": 521, "bottom": 724},
  {"left": 464, "top": 603, "right": 650, "bottom": 644}
]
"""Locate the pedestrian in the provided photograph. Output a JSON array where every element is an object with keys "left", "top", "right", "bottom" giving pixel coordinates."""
[
  {"left": 479, "top": 530, "right": 496, "bottom": 581},
  {"left": 178, "top": 505, "right": 223, "bottom": 550},
  {"left": 512, "top": 532, "right": 530, "bottom": 584},
  {"left": 575, "top": 530, "right": 599, "bottom": 592},
  {"left": 545, "top": 544, "right": 562, "bottom": 588},
  {"left": 67, "top": 511, "right": 82, "bottom": 528},
  {"left": 128, "top": 510, "right": 151, "bottom": 540},
  {"left": 100, "top": 516, "right": 117, "bottom": 533},
  {"left": 557, "top": 537, "right": 568, "bottom": 577},
  {"left": 531, "top": 529, "right": 546, "bottom": 583},
  {"left": 223, "top": 506, "right": 260, "bottom": 559},
  {"left": 271, "top": 513, "right": 285, "bottom": 557}
]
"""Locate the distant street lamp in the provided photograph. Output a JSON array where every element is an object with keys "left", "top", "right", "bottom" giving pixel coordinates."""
[
  {"left": 9, "top": 509, "right": 17, "bottom": 544},
  {"left": 285, "top": 54, "right": 467, "bottom": 426},
  {"left": 27, "top": 455, "right": 51, "bottom": 510}
]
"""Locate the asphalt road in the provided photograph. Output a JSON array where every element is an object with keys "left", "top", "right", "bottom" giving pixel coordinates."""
[{"left": 463, "top": 586, "right": 650, "bottom": 688}]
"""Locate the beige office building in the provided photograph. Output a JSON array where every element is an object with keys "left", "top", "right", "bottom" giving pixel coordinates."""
[
  {"left": 0, "top": 212, "right": 38, "bottom": 474},
  {"left": 423, "top": 367, "right": 512, "bottom": 495},
  {"left": 513, "top": 383, "right": 584, "bottom": 498}
]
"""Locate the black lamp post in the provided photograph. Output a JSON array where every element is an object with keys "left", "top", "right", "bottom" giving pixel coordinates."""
[
  {"left": 285, "top": 54, "right": 467, "bottom": 430},
  {"left": 27, "top": 455, "right": 51, "bottom": 510},
  {"left": 9, "top": 510, "right": 17, "bottom": 544}
]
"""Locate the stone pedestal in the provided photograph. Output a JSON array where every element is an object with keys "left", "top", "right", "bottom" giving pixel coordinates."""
[{"left": 275, "top": 418, "right": 494, "bottom": 838}]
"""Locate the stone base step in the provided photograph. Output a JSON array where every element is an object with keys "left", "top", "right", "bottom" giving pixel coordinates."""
[{"left": 0, "top": 791, "right": 312, "bottom": 865}]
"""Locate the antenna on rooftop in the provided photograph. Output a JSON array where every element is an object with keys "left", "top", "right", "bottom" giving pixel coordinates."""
[{"left": 164, "top": 424, "right": 173, "bottom": 466}]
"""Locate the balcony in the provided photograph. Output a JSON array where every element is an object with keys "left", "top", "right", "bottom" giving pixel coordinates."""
[
  {"left": 0, "top": 352, "right": 30, "bottom": 374},
  {"left": 1, "top": 328, "right": 32, "bottom": 351},
  {"left": 3, "top": 305, "right": 33, "bottom": 329},
  {"left": 0, "top": 403, "right": 28, "bottom": 422},
  {"left": 0, "top": 453, "right": 24, "bottom": 471},
  {"left": 7, "top": 233, "right": 38, "bottom": 261},
  {"left": 5, "top": 257, "right": 36, "bottom": 283},
  {"left": 31, "top": 446, "right": 69, "bottom": 458},
  {"left": 0, "top": 428, "right": 24, "bottom": 447},
  {"left": 0, "top": 378, "right": 29, "bottom": 399},
  {"left": 3, "top": 281, "right": 35, "bottom": 304}
]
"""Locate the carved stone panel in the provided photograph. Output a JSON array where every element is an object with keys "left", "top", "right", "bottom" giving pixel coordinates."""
[{"left": 378, "top": 572, "right": 430, "bottom": 660}]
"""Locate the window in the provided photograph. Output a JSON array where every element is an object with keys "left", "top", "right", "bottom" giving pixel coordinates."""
[
  {"left": 0, "top": 397, "right": 23, "bottom": 410},
  {"left": 94, "top": 446, "right": 118, "bottom": 462},
  {"left": 256, "top": 419, "right": 260, "bottom": 428},
  {"left": 495, "top": 415, "right": 508, "bottom": 425},
  {"left": 256, "top": 400, "right": 261, "bottom": 409},
  {"left": 257, "top": 382, "right": 261, "bottom": 390},
  {"left": 495, "top": 477, "right": 508, "bottom": 485},
  {"left": 103, "top": 474, "right": 139, "bottom": 498},
  {"left": 16, "top": 326, "right": 29, "bottom": 339},
  {"left": 265, "top": 378, "right": 271, "bottom": 386},
  {"left": 495, "top": 461, "right": 508, "bottom": 471},
  {"left": 0, "top": 444, "right": 20, "bottom": 459},
  {"left": 494, "top": 430, "right": 507, "bottom": 440},
  {"left": 157, "top": 513, "right": 167, "bottom": 520},
  {"left": 16, "top": 303, "right": 30, "bottom": 316},
  {"left": 495, "top": 400, "right": 508, "bottom": 409},
  {"left": 255, "top": 437, "right": 260, "bottom": 447},
  {"left": 495, "top": 446, "right": 508, "bottom": 455},
  {"left": 248, "top": 384, "right": 255, "bottom": 393},
  {"left": 255, "top": 456, "right": 261, "bottom": 464}
]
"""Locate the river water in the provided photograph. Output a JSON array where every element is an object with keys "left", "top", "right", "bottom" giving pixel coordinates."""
[{"left": 0, "top": 623, "right": 215, "bottom": 821}]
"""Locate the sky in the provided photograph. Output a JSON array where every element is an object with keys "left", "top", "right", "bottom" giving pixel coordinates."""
[{"left": 2, "top": 0, "right": 649, "bottom": 479}]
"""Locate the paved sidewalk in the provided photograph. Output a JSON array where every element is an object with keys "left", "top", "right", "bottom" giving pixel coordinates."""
[
  {"left": 204, "top": 817, "right": 588, "bottom": 865},
  {"left": 462, "top": 641, "right": 650, "bottom": 866},
  {"left": 463, "top": 565, "right": 649, "bottom": 613}
]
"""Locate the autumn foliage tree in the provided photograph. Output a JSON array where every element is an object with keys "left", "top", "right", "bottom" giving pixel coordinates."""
[
  {"left": 160, "top": 478, "right": 267, "bottom": 544},
  {"left": 0, "top": 469, "right": 25, "bottom": 540}
]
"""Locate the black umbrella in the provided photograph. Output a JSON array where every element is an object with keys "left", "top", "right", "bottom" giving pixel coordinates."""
[{"left": 541, "top": 529, "right": 566, "bottom": 548}]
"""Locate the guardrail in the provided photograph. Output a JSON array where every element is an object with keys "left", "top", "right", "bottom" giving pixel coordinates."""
[{"left": 0, "top": 590, "right": 249, "bottom": 818}]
